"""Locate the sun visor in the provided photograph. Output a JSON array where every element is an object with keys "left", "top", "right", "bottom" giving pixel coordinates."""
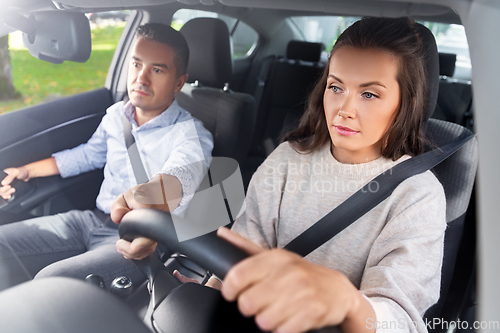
[{"left": 17, "top": 11, "right": 91, "bottom": 64}]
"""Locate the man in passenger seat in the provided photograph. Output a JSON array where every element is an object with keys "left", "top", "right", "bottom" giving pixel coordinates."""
[{"left": 0, "top": 23, "right": 213, "bottom": 291}]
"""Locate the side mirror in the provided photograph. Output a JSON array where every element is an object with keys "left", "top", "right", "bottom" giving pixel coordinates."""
[{"left": 1, "top": 10, "right": 91, "bottom": 64}]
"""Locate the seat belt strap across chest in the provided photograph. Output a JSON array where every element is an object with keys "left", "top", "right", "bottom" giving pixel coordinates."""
[
  {"left": 284, "top": 130, "right": 475, "bottom": 257},
  {"left": 122, "top": 113, "right": 149, "bottom": 184},
  {"left": 122, "top": 112, "right": 175, "bottom": 317}
]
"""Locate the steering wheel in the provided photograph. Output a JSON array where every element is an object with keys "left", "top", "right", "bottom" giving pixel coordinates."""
[
  {"left": 119, "top": 208, "right": 247, "bottom": 279},
  {"left": 119, "top": 208, "right": 341, "bottom": 333}
]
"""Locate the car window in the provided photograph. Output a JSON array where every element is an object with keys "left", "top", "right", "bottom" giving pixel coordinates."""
[
  {"left": 0, "top": 10, "right": 130, "bottom": 114},
  {"left": 290, "top": 16, "right": 360, "bottom": 49},
  {"left": 172, "top": 9, "right": 259, "bottom": 59},
  {"left": 420, "top": 22, "right": 471, "bottom": 80},
  {"left": 290, "top": 16, "right": 360, "bottom": 62},
  {"left": 291, "top": 16, "right": 471, "bottom": 81}
]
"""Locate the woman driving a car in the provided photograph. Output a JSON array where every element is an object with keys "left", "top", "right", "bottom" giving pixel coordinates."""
[
  {"left": 216, "top": 17, "right": 446, "bottom": 333},
  {"left": 115, "top": 16, "right": 445, "bottom": 333}
]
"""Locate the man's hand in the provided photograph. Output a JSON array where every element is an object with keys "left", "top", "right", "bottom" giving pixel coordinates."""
[
  {"left": 111, "top": 174, "right": 182, "bottom": 260},
  {"left": 1, "top": 158, "right": 59, "bottom": 200},
  {"left": 116, "top": 237, "right": 158, "bottom": 260},
  {"left": 217, "top": 227, "right": 376, "bottom": 333},
  {"left": 110, "top": 174, "right": 182, "bottom": 224},
  {"left": 0, "top": 167, "right": 30, "bottom": 200}
]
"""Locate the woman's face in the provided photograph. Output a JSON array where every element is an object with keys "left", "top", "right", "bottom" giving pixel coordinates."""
[{"left": 324, "top": 46, "right": 401, "bottom": 164}]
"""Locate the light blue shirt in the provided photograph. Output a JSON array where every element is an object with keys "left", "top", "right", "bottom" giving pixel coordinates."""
[{"left": 53, "top": 99, "right": 213, "bottom": 213}]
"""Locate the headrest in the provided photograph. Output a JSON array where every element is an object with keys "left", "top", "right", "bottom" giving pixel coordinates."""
[
  {"left": 439, "top": 52, "right": 456, "bottom": 77},
  {"left": 180, "top": 18, "right": 233, "bottom": 88},
  {"left": 286, "top": 40, "right": 325, "bottom": 62},
  {"left": 415, "top": 23, "right": 439, "bottom": 121}
]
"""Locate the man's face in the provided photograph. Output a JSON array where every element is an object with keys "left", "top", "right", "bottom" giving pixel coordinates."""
[{"left": 127, "top": 36, "right": 188, "bottom": 115}]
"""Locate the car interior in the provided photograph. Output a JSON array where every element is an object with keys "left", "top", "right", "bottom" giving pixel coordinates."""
[{"left": 0, "top": 0, "right": 498, "bottom": 332}]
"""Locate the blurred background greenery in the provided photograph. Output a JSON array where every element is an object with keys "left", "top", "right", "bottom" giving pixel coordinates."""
[{"left": 0, "top": 22, "right": 126, "bottom": 114}]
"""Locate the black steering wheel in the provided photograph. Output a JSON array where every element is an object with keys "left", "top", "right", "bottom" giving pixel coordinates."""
[
  {"left": 119, "top": 208, "right": 341, "bottom": 333},
  {"left": 119, "top": 208, "right": 247, "bottom": 279}
]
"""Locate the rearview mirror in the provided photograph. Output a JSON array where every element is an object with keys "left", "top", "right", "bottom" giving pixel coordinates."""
[{"left": 20, "top": 11, "right": 91, "bottom": 64}]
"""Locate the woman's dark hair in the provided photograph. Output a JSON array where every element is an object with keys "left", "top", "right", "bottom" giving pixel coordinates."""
[
  {"left": 136, "top": 23, "right": 189, "bottom": 77},
  {"left": 284, "top": 17, "right": 427, "bottom": 160}
]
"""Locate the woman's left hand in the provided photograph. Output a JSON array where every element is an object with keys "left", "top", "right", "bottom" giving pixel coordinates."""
[
  {"left": 172, "top": 270, "right": 223, "bottom": 290},
  {"left": 217, "top": 227, "right": 375, "bottom": 333}
]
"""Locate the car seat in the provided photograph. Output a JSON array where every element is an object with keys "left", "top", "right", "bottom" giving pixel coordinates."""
[
  {"left": 241, "top": 40, "right": 325, "bottom": 189},
  {"left": 432, "top": 52, "right": 474, "bottom": 130},
  {"left": 415, "top": 25, "right": 479, "bottom": 332},
  {"left": 250, "top": 40, "right": 325, "bottom": 156},
  {"left": 176, "top": 17, "right": 256, "bottom": 166}
]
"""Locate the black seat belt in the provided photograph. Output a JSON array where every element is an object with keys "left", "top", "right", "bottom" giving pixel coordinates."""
[
  {"left": 254, "top": 55, "right": 276, "bottom": 109},
  {"left": 94, "top": 114, "right": 147, "bottom": 229},
  {"left": 122, "top": 114, "right": 149, "bottom": 184},
  {"left": 284, "top": 130, "right": 475, "bottom": 257}
]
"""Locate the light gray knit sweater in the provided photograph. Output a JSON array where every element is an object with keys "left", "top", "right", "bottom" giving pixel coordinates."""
[{"left": 232, "top": 142, "right": 446, "bottom": 332}]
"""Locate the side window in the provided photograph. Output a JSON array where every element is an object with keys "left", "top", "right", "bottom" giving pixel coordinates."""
[
  {"left": 420, "top": 22, "right": 471, "bottom": 80},
  {"left": 290, "top": 16, "right": 359, "bottom": 61},
  {"left": 172, "top": 9, "right": 258, "bottom": 59},
  {"left": 0, "top": 10, "right": 130, "bottom": 114},
  {"left": 231, "top": 20, "right": 259, "bottom": 59}
]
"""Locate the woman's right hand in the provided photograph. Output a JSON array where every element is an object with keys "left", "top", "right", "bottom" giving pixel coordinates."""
[
  {"left": 0, "top": 167, "right": 30, "bottom": 200},
  {"left": 217, "top": 227, "right": 376, "bottom": 333}
]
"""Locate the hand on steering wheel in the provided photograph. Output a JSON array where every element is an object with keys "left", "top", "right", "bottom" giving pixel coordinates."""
[
  {"left": 111, "top": 174, "right": 182, "bottom": 260},
  {"left": 116, "top": 237, "right": 157, "bottom": 260},
  {"left": 119, "top": 209, "right": 349, "bottom": 333},
  {"left": 217, "top": 227, "right": 372, "bottom": 333}
]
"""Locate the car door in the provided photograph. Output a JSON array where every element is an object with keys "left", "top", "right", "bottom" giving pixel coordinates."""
[
  {"left": 0, "top": 88, "right": 112, "bottom": 224},
  {"left": 0, "top": 11, "right": 141, "bottom": 225}
]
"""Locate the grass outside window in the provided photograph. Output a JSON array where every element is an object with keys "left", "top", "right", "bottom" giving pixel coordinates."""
[{"left": 0, "top": 22, "right": 126, "bottom": 114}]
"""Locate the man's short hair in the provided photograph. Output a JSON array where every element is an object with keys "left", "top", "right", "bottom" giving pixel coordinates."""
[{"left": 136, "top": 23, "right": 189, "bottom": 77}]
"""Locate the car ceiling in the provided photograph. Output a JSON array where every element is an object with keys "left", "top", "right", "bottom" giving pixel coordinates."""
[
  {"left": 0, "top": 0, "right": 464, "bottom": 39},
  {"left": 1, "top": 0, "right": 461, "bottom": 22}
]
